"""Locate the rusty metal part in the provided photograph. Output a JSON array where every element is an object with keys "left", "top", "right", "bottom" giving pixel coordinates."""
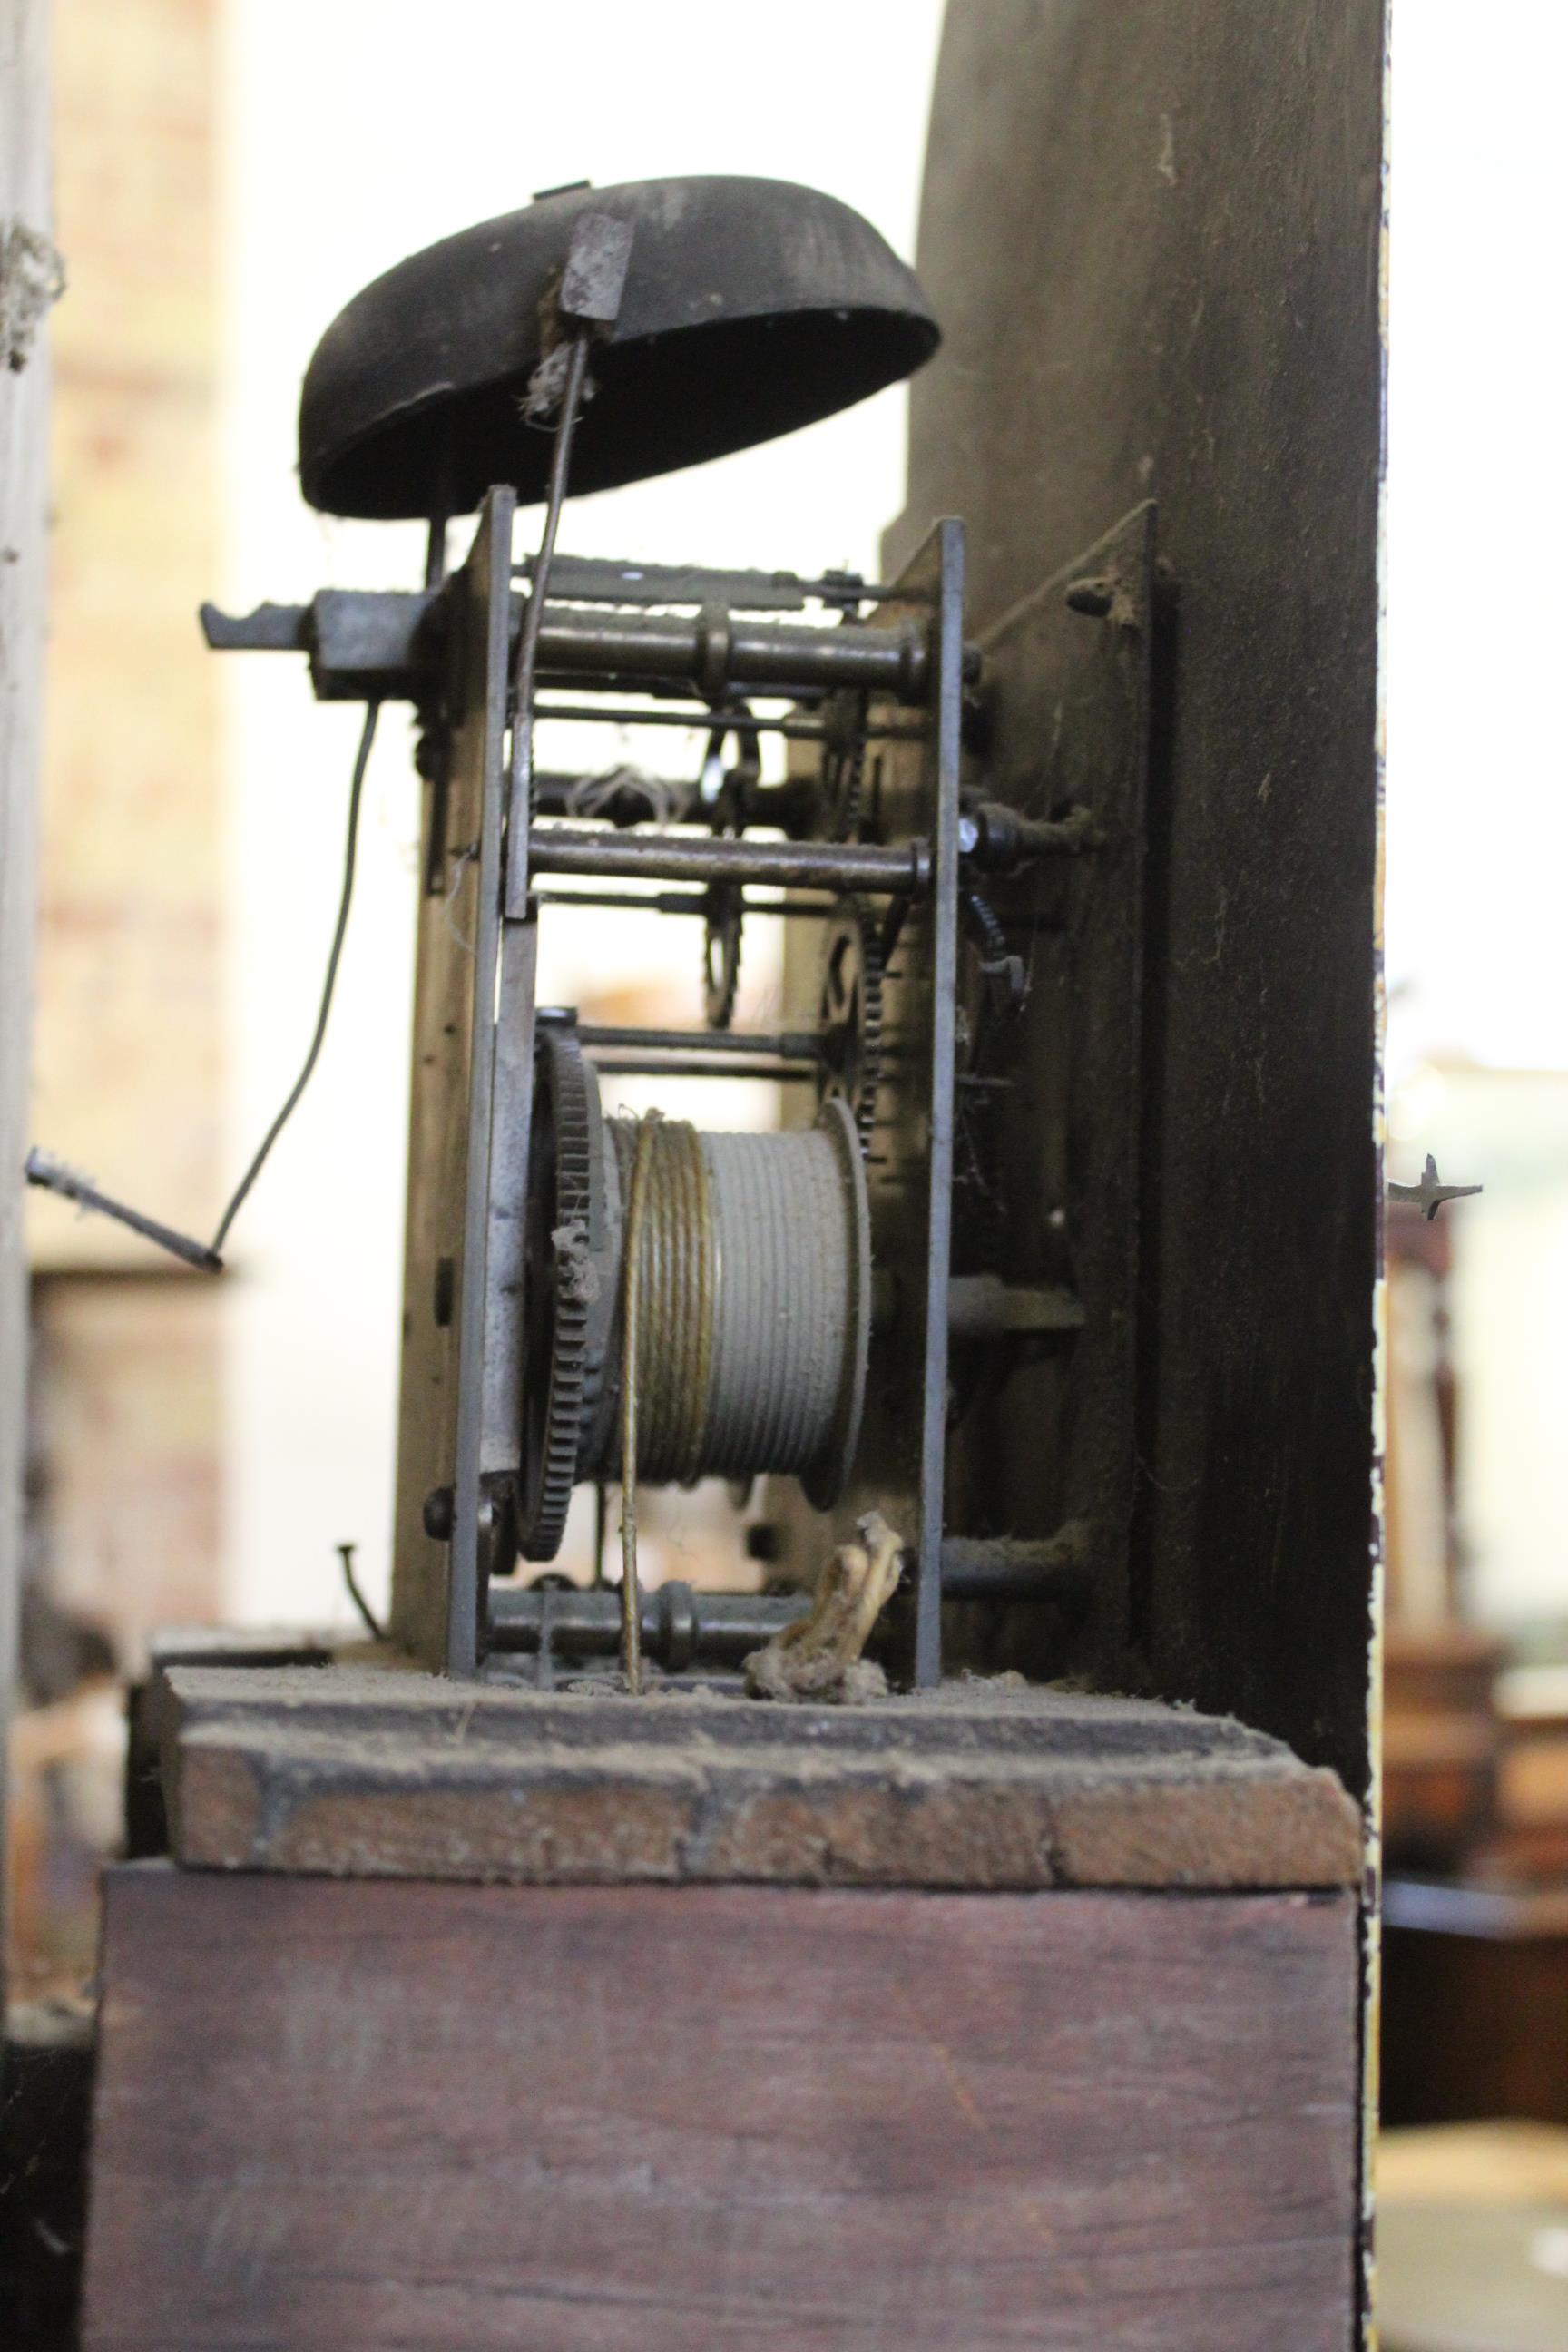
[
  {"left": 506, "top": 289, "right": 598, "bottom": 918},
  {"left": 532, "top": 701, "right": 928, "bottom": 747},
  {"left": 488, "top": 1580, "right": 810, "bottom": 1670},
  {"left": 23, "top": 1151, "right": 222, "bottom": 1275},
  {"left": 587, "top": 1056, "right": 819, "bottom": 1083},
  {"left": 510, "top": 555, "right": 898, "bottom": 612},
  {"left": 485, "top": 1528, "right": 1092, "bottom": 1671},
  {"left": 701, "top": 757, "right": 751, "bottom": 1030},
  {"left": 816, "top": 899, "right": 885, "bottom": 1152},
  {"left": 527, "top": 827, "right": 930, "bottom": 897},
  {"left": 957, "top": 799, "right": 1104, "bottom": 869},
  {"left": 527, "top": 604, "right": 950, "bottom": 701},
  {"left": 946, "top": 1274, "right": 1084, "bottom": 1340},
  {"left": 769, "top": 523, "right": 967, "bottom": 1690},
  {"left": 201, "top": 591, "right": 969, "bottom": 708},
  {"left": 823, "top": 694, "right": 871, "bottom": 839},
  {"left": 935, "top": 504, "right": 1155, "bottom": 1707},
  {"left": 481, "top": 304, "right": 599, "bottom": 1603},
  {"left": 939, "top": 1524, "right": 1092, "bottom": 1610},
  {"left": 960, "top": 888, "right": 1027, "bottom": 1019},
  {"left": 534, "top": 887, "right": 838, "bottom": 922},
  {"left": 575, "top": 1024, "right": 822, "bottom": 1060},
  {"left": 298, "top": 177, "right": 939, "bottom": 517}
]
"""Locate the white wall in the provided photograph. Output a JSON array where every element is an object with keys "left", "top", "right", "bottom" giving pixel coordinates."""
[
  {"left": 218, "top": 0, "right": 946, "bottom": 1625},
  {"left": 1385, "top": 1, "right": 1568, "bottom": 1073},
  {"left": 1386, "top": 4, "right": 1568, "bottom": 1630}
]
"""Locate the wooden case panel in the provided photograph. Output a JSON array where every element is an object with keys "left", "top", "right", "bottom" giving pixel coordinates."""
[{"left": 84, "top": 1865, "right": 1357, "bottom": 2351}]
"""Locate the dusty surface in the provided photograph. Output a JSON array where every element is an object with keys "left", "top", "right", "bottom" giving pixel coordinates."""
[{"left": 158, "top": 1658, "right": 1363, "bottom": 1890}]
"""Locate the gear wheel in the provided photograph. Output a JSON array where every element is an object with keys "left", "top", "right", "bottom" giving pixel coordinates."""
[
  {"left": 702, "top": 882, "right": 743, "bottom": 1028},
  {"left": 821, "top": 692, "right": 870, "bottom": 840},
  {"left": 701, "top": 761, "right": 751, "bottom": 1029},
  {"left": 817, "top": 897, "right": 885, "bottom": 1152},
  {"left": 518, "top": 1024, "right": 605, "bottom": 1560}
]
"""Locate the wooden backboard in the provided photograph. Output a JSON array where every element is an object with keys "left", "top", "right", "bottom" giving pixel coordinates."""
[{"left": 893, "top": 0, "right": 1386, "bottom": 1801}]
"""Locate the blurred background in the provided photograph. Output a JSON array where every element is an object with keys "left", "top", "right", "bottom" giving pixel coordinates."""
[
  {"left": 9, "top": 0, "right": 1568, "bottom": 2308},
  {"left": 1377, "top": 14, "right": 1568, "bottom": 2244}
]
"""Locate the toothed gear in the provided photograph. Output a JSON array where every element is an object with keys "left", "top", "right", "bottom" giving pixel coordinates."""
[
  {"left": 823, "top": 693, "right": 870, "bottom": 839},
  {"left": 830, "top": 730, "right": 867, "bottom": 840},
  {"left": 701, "top": 768, "right": 749, "bottom": 1029},
  {"left": 817, "top": 897, "right": 885, "bottom": 1152},
  {"left": 518, "top": 1024, "right": 601, "bottom": 1560},
  {"left": 702, "top": 882, "right": 743, "bottom": 1028}
]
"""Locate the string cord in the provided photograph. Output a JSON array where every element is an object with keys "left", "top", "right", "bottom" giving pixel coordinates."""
[
  {"left": 337, "top": 1542, "right": 386, "bottom": 1643},
  {"left": 211, "top": 700, "right": 381, "bottom": 1253},
  {"left": 617, "top": 1110, "right": 662, "bottom": 1695}
]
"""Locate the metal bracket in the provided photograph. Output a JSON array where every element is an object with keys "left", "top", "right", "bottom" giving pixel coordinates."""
[
  {"left": 386, "top": 492, "right": 517, "bottom": 1674},
  {"left": 808, "top": 517, "right": 966, "bottom": 1687},
  {"left": 943, "top": 501, "right": 1158, "bottom": 1681}
]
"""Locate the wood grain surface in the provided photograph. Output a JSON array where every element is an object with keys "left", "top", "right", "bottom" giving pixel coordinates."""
[
  {"left": 83, "top": 1864, "right": 1358, "bottom": 2350},
  {"left": 387, "top": 493, "right": 514, "bottom": 1671},
  {"left": 896, "top": 0, "right": 1384, "bottom": 1803},
  {"left": 156, "top": 1661, "right": 1364, "bottom": 1892}
]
